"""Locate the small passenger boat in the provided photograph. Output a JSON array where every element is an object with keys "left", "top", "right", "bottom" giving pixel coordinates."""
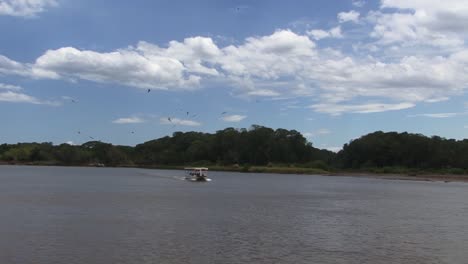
[{"left": 184, "top": 167, "right": 211, "bottom": 182}]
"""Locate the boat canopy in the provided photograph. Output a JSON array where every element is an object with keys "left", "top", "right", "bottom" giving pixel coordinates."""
[{"left": 184, "top": 167, "right": 208, "bottom": 171}]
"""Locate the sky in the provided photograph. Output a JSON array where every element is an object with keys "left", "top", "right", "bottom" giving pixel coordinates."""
[{"left": 2, "top": 0, "right": 468, "bottom": 151}]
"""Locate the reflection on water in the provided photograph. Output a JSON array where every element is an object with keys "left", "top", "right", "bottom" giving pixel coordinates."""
[{"left": 1, "top": 166, "right": 467, "bottom": 264}]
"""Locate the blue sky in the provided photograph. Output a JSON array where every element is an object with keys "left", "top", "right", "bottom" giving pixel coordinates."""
[{"left": 1, "top": 0, "right": 468, "bottom": 151}]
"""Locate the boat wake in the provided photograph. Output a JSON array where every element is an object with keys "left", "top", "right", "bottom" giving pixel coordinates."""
[{"left": 137, "top": 171, "right": 185, "bottom": 181}]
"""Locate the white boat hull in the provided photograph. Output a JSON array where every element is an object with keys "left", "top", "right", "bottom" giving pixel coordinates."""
[{"left": 185, "top": 177, "right": 211, "bottom": 182}]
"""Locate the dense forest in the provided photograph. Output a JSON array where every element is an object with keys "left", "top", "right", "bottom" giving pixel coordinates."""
[
  {"left": 0, "top": 125, "right": 334, "bottom": 169},
  {"left": 336, "top": 131, "right": 468, "bottom": 174},
  {"left": 1, "top": 126, "right": 468, "bottom": 174}
]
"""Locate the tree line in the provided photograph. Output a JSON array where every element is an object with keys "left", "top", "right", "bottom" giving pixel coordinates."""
[
  {"left": 0, "top": 125, "right": 333, "bottom": 168},
  {"left": 335, "top": 131, "right": 468, "bottom": 173},
  {"left": 1, "top": 126, "right": 468, "bottom": 173}
]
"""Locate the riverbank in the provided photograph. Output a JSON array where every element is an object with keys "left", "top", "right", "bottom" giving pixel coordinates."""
[
  {"left": 324, "top": 172, "right": 468, "bottom": 183},
  {"left": 210, "top": 166, "right": 468, "bottom": 183},
  {"left": 2, "top": 162, "right": 468, "bottom": 183}
]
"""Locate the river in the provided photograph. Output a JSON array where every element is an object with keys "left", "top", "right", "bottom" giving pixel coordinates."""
[{"left": 1, "top": 165, "right": 467, "bottom": 263}]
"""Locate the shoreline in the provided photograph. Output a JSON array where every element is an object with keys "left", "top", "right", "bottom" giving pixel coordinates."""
[
  {"left": 2, "top": 163, "right": 468, "bottom": 183},
  {"left": 323, "top": 172, "right": 468, "bottom": 183}
]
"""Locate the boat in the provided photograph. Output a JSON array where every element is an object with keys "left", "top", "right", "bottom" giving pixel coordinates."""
[{"left": 184, "top": 167, "right": 211, "bottom": 182}]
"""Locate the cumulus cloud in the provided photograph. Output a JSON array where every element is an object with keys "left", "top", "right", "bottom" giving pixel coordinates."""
[
  {"left": 0, "top": 55, "right": 29, "bottom": 76},
  {"left": 112, "top": 117, "right": 145, "bottom": 124},
  {"left": 338, "top": 10, "right": 360, "bottom": 23},
  {"left": 160, "top": 117, "right": 201, "bottom": 126},
  {"left": 369, "top": 0, "right": 468, "bottom": 48},
  {"left": 0, "top": 0, "right": 57, "bottom": 17},
  {"left": 221, "top": 114, "right": 246, "bottom": 122},
  {"left": 1, "top": 5, "right": 468, "bottom": 116},
  {"left": 33, "top": 47, "right": 201, "bottom": 90},
  {"left": 307, "top": 26, "right": 342, "bottom": 40}
]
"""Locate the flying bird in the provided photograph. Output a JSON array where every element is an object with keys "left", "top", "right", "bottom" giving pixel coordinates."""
[
  {"left": 221, "top": 111, "right": 227, "bottom": 115},
  {"left": 234, "top": 5, "right": 248, "bottom": 13},
  {"left": 168, "top": 117, "right": 172, "bottom": 122}
]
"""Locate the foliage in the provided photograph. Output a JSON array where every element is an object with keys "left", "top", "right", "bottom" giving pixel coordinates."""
[
  {"left": 2, "top": 128, "right": 467, "bottom": 174},
  {"left": 336, "top": 131, "right": 468, "bottom": 171},
  {"left": 0, "top": 125, "right": 335, "bottom": 168}
]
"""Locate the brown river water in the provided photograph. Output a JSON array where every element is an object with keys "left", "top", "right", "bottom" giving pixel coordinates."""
[{"left": 1, "top": 165, "right": 467, "bottom": 264}]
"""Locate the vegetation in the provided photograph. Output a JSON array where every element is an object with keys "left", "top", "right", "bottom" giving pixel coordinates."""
[
  {"left": 0, "top": 125, "right": 334, "bottom": 170},
  {"left": 1, "top": 127, "right": 468, "bottom": 175},
  {"left": 335, "top": 131, "right": 468, "bottom": 174}
]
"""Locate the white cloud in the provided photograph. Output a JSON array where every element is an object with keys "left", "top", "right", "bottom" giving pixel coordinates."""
[
  {"left": 112, "top": 117, "right": 145, "bottom": 124},
  {"left": 0, "top": 90, "right": 58, "bottom": 105},
  {"left": 311, "top": 102, "right": 415, "bottom": 115},
  {"left": 221, "top": 114, "right": 246, "bottom": 122},
  {"left": 324, "top": 146, "right": 342, "bottom": 152},
  {"left": 65, "top": 141, "right": 77, "bottom": 145},
  {"left": 218, "top": 30, "right": 317, "bottom": 86},
  {"left": 315, "top": 128, "right": 331, "bottom": 135},
  {"left": 303, "top": 128, "right": 331, "bottom": 137},
  {"left": 352, "top": 0, "right": 365, "bottom": 7},
  {"left": 307, "top": 26, "right": 343, "bottom": 40},
  {"left": 246, "top": 89, "right": 280, "bottom": 97},
  {"left": 33, "top": 46, "right": 201, "bottom": 90},
  {"left": 0, "top": 0, "right": 57, "bottom": 17},
  {"left": 338, "top": 10, "right": 360, "bottom": 23},
  {"left": 136, "top": 37, "right": 221, "bottom": 76},
  {"left": 0, "top": 83, "right": 22, "bottom": 90},
  {"left": 425, "top": 97, "right": 449, "bottom": 103},
  {"left": 160, "top": 117, "right": 201, "bottom": 126},
  {"left": 0, "top": 55, "right": 29, "bottom": 76},
  {"left": 369, "top": 0, "right": 468, "bottom": 48},
  {"left": 1, "top": 17, "right": 468, "bottom": 116},
  {"left": 408, "top": 112, "right": 467, "bottom": 118}
]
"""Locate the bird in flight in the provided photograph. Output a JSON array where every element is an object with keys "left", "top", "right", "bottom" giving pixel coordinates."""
[
  {"left": 147, "top": 89, "right": 151, "bottom": 93},
  {"left": 221, "top": 111, "right": 227, "bottom": 115}
]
